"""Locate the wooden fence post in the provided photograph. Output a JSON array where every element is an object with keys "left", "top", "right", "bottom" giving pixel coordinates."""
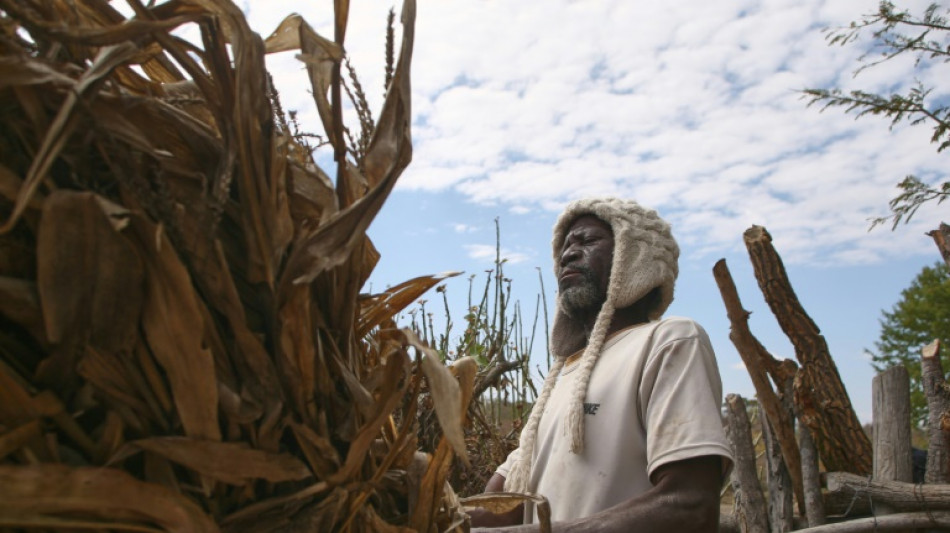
[
  {"left": 713, "top": 259, "right": 805, "bottom": 514},
  {"left": 726, "top": 394, "right": 770, "bottom": 533},
  {"left": 872, "top": 365, "right": 913, "bottom": 530},
  {"left": 921, "top": 339, "right": 950, "bottom": 484},
  {"left": 927, "top": 223, "right": 950, "bottom": 269},
  {"left": 762, "top": 377, "right": 794, "bottom": 533},
  {"left": 743, "top": 225, "right": 872, "bottom": 476},
  {"left": 795, "top": 402, "right": 826, "bottom": 527}
]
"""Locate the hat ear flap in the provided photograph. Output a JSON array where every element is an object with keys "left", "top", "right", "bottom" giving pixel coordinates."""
[{"left": 550, "top": 306, "right": 588, "bottom": 358}]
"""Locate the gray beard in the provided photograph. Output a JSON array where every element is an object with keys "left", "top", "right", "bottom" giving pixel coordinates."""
[{"left": 559, "top": 275, "right": 606, "bottom": 318}]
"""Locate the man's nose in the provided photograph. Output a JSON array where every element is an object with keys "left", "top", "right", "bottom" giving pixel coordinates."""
[{"left": 560, "top": 244, "right": 581, "bottom": 267}]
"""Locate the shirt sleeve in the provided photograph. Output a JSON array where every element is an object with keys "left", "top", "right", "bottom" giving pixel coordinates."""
[
  {"left": 495, "top": 446, "right": 521, "bottom": 478},
  {"left": 639, "top": 319, "right": 734, "bottom": 478}
]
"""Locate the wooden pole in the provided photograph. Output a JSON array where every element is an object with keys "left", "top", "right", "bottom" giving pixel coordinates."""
[
  {"left": 872, "top": 367, "right": 913, "bottom": 484},
  {"left": 872, "top": 366, "right": 913, "bottom": 532},
  {"left": 927, "top": 223, "right": 950, "bottom": 269},
  {"left": 762, "top": 377, "right": 794, "bottom": 533},
  {"left": 743, "top": 225, "right": 872, "bottom": 475},
  {"left": 725, "top": 394, "right": 770, "bottom": 533},
  {"left": 793, "top": 512, "right": 950, "bottom": 532},
  {"left": 795, "top": 402, "right": 826, "bottom": 527},
  {"left": 921, "top": 339, "right": 950, "bottom": 484},
  {"left": 825, "top": 471, "right": 950, "bottom": 513},
  {"left": 713, "top": 259, "right": 806, "bottom": 514}
]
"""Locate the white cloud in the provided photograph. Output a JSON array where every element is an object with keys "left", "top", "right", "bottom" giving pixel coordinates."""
[
  {"left": 452, "top": 223, "right": 477, "bottom": 234},
  {"left": 464, "top": 244, "right": 531, "bottom": 265},
  {"left": 244, "top": 0, "right": 948, "bottom": 268}
]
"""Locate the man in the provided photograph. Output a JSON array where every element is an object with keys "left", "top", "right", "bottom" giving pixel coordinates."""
[{"left": 470, "top": 198, "right": 733, "bottom": 532}]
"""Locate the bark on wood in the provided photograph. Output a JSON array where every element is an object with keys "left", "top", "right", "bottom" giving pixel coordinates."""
[
  {"left": 927, "top": 223, "right": 950, "bottom": 269},
  {"left": 825, "top": 472, "right": 950, "bottom": 513},
  {"left": 719, "top": 513, "right": 808, "bottom": 533},
  {"left": 714, "top": 259, "right": 806, "bottom": 514},
  {"left": 762, "top": 379, "right": 794, "bottom": 533},
  {"left": 872, "top": 367, "right": 913, "bottom": 485},
  {"left": 743, "top": 225, "right": 872, "bottom": 475},
  {"left": 471, "top": 359, "right": 521, "bottom": 400},
  {"left": 823, "top": 485, "right": 872, "bottom": 518},
  {"left": 921, "top": 339, "right": 950, "bottom": 484},
  {"left": 872, "top": 366, "right": 913, "bottom": 532},
  {"left": 726, "top": 394, "right": 770, "bottom": 533},
  {"left": 793, "top": 512, "right": 950, "bottom": 532},
  {"left": 796, "top": 403, "right": 827, "bottom": 526}
]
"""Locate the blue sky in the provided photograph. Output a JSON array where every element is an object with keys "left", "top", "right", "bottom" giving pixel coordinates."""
[{"left": 241, "top": 0, "right": 949, "bottom": 422}]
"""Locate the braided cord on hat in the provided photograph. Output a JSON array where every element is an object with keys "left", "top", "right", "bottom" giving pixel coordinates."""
[
  {"left": 564, "top": 299, "right": 615, "bottom": 454},
  {"left": 503, "top": 356, "right": 566, "bottom": 493}
]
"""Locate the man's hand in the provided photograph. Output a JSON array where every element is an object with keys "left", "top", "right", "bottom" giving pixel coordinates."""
[{"left": 467, "top": 473, "right": 525, "bottom": 528}]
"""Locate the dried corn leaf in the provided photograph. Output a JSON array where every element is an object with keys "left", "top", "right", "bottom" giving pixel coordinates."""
[
  {"left": 410, "top": 440, "right": 454, "bottom": 532},
  {"left": 167, "top": 233, "right": 281, "bottom": 425},
  {"left": 278, "top": 0, "right": 414, "bottom": 289},
  {"left": 36, "top": 191, "right": 143, "bottom": 352},
  {"left": 222, "top": 484, "right": 338, "bottom": 533},
  {"left": 279, "top": 179, "right": 393, "bottom": 289},
  {"left": 277, "top": 14, "right": 344, "bottom": 152},
  {"left": 405, "top": 330, "right": 468, "bottom": 464},
  {"left": 290, "top": 422, "right": 341, "bottom": 479},
  {"left": 0, "top": 54, "right": 74, "bottom": 89},
  {"left": 329, "top": 344, "right": 409, "bottom": 484},
  {"left": 0, "top": 516, "right": 162, "bottom": 532},
  {"left": 358, "top": 271, "right": 461, "bottom": 337},
  {"left": 277, "top": 285, "right": 318, "bottom": 421},
  {"left": 0, "top": 0, "right": 468, "bottom": 530},
  {"left": 133, "top": 436, "right": 312, "bottom": 485},
  {"left": 78, "top": 346, "right": 158, "bottom": 432},
  {"left": 1, "top": 0, "right": 199, "bottom": 48},
  {"left": 0, "top": 420, "right": 41, "bottom": 462},
  {"left": 286, "top": 158, "right": 337, "bottom": 225},
  {"left": 0, "top": 276, "right": 44, "bottom": 344},
  {"left": 450, "top": 357, "right": 478, "bottom": 427},
  {"left": 0, "top": 43, "right": 140, "bottom": 233},
  {"left": 362, "top": 506, "right": 416, "bottom": 533},
  {"left": 131, "top": 217, "right": 220, "bottom": 442},
  {"left": 407, "top": 354, "right": 476, "bottom": 531},
  {"left": 263, "top": 14, "right": 338, "bottom": 57},
  {"left": 30, "top": 390, "right": 98, "bottom": 460},
  {"left": 363, "top": 0, "right": 415, "bottom": 189},
  {"left": 0, "top": 464, "right": 217, "bottom": 533},
  {"left": 0, "top": 368, "right": 53, "bottom": 463},
  {"left": 143, "top": 450, "right": 180, "bottom": 494},
  {"left": 0, "top": 363, "right": 39, "bottom": 427}
]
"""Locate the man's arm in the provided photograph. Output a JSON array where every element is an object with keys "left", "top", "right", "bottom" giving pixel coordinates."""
[
  {"left": 467, "top": 473, "right": 525, "bottom": 527},
  {"left": 472, "top": 455, "right": 723, "bottom": 533}
]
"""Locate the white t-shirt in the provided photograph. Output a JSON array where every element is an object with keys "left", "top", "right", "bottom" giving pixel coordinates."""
[{"left": 496, "top": 317, "right": 734, "bottom": 523}]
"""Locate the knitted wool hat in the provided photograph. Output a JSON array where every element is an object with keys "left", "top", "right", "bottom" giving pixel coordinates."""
[{"left": 504, "top": 197, "right": 679, "bottom": 494}]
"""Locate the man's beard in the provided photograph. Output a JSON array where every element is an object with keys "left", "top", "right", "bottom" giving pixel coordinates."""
[{"left": 559, "top": 267, "right": 606, "bottom": 317}]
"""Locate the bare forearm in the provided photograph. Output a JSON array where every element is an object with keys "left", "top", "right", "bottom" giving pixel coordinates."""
[
  {"left": 472, "top": 490, "right": 718, "bottom": 533},
  {"left": 472, "top": 456, "right": 724, "bottom": 533},
  {"left": 560, "top": 489, "right": 719, "bottom": 533}
]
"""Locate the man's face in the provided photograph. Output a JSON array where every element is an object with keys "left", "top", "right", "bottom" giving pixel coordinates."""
[{"left": 557, "top": 215, "right": 614, "bottom": 316}]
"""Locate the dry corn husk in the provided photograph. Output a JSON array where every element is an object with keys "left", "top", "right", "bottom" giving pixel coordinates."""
[{"left": 0, "top": 0, "right": 473, "bottom": 530}]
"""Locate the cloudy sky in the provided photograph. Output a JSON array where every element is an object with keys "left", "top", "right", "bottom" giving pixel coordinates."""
[{"left": 243, "top": 0, "right": 948, "bottom": 422}]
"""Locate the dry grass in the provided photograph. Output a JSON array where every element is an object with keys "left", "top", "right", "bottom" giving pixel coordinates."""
[{"left": 0, "top": 0, "right": 480, "bottom": 531}]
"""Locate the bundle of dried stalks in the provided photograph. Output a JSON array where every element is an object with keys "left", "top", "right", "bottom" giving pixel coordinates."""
[{"left": 0, "top": 0, "right": 475, "bottom": 530}]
